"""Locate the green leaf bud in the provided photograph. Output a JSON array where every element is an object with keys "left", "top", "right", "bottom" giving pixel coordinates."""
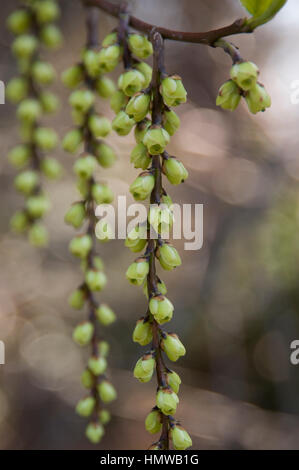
[
  {"left": 157, "top": 243, "right": 181, "bottom": 271},
  {"left": 163, "top": 110, "right": 180, "bottom": 136},
  {"left": 102, "top": 32, "right": 118, "bottom": 47},
  {"left": 7, "top": 10, "right": 31, "bottom": 35},
  {"left": 68, "top": 288, "right": 86, "bottom": 310},
  {"left": 81, "top": 369, "right": 93, "bottom": 389},
  {"left": 230, "top": 61, "right": 259, "bottom": 91},
  {"left": 112, "top": 111, "right": 135, "bottom": 136},
  {"left": 40, "top": 24, "right": 63, "bottom": 48},
  {"left": 135, "top": 62, "right": 152, "bottom": 88},
  {"left": 118, "top": 69, "right": 145, "bottom": 97},
  {"left": 33, "top": 127, "right": 58, "bottom": 151},
  {"left": 143, "top": 126, "right": 170, "bottom": 155},
  {"left": 91, "top": 183, "right": 114, "bottom": 205},
  {"left": 98, "top": 341, "right": 110, "bottom": 357},
  {"left": 126, "top": 257, "right": 149, "bottom": 286},
  {"left": 245, "top": 83, "right": 271, "bottom": 114},
  {"left": 171, "top": 425, "right": 192, "bottom": 450},
  {"left": 129, "top": 171, "right": 155, "bottom": 201},
  {"left": 88, "top": 355, "right": 107, "bottom": 376},
  {"left": 99, "top": 409, "right": 111, "bottom": 425},
  {"left": 26, "top": 194, "right": 51, "bottom": 218},
  {"left": 85, "top": 270, "right": 107, "bottom": 291},
  {"left": 94, "top": 143, "right": 116, "bottom": 168},
  {"left": 134, "top": 118, "right": 151, "bottom": 144},
  {"left": 12, "top": 34, "right": 38, "bottom": 59},
  {"left": 95, "top": 220, "right": 114, "bottom": 242},
  {"left": 64, "top": 202, "right": 86, "bottom": 229},
  {"left": 61, "top": 65, "right": 84, "bottom": 88},
  {"left": 14, "top": 170, "right": 38, "bottom": 195},
  {"left": 96, "top": 304, "right": 116, "bottom": 326},
  {"left": 166, "top": 370, "right": 181, "bottom": 394},
  {"left": 161, "top": 333, "right": 186, "bottom": 362},
  {"left": 130, "top": 143, "right": 151, "bottom": 170},
  {"left": 148, "top": 205, "right": 173, "bottom": 234},
  {"left": 39, "top": 91, "right": 59, "bottom": 113},
  {"left": 8, "top": 145, "right": 30, "bottom": 168},
  {"left": 83, "top": 49, "right": 100, "bottom": 78},
  {"left": 28, "top": 223, "right": 48, "bottom": 247},
  {"left": 69, "top": 89, "right": 95, "bottom": 114},
  {"left": 110, "top": 90, "right": 127, "bottom": 113},
  {"left": 6, "top": 77, "right": 28, "bottom": 103},
  {"left": 10, "top": 211, "right": 29, "bottom": 233},
  {"left": 85, "top": 422, "right": 105, "bottom": 444},
  {"left": 33, "top": 0, "right": 60, "bottom": 24},
  {"left": 72, "top": 321, "right": 94, "bottom": 346},
  {"left": 132, "top": 317, "right": 153, "bottom": 346},
  {"left": 95, "top": 77, "right": 116, "bottom": 98},
  {"left": 156, "top": 387, "right": 179, "bottom": 415},
  {"left": 88, "top": 115, "right": 111, "bottom": 138},
  {"left": 98, "top": 45, "right": 121, "bottom": 73},
  {"left": 134, "top": 353, "right": 156, "bottom": 383},
  {"left": 128, "top": 34, "right": 153, "bottom": 59},
  {"left": 149, "top": 295, "right": 174, "bottom": 324},
  {"left": 31, "top": 61, "right": 56, "bottom": 85},
  {"left": 216, "top": 79, "right": 241, "bottom": 111},
  {"left": 62, "top": 129, "right": 83, "bottom": 153},
  {"left": 163, "top": 156, "right": 188, "bottom": 185},
  {"left": 125, "top": 224, "right": 147, "bottom": 253},
  {"left": 75, "top": 396, "right": 95, "bottom": 417},
  {"left": 145, "top": 408, "right": 162, "bottom": 434},
  {"left": 73, "top": 155, "right": 97, "bottom": 179},
  {"left": 69, "top": 234, "right": 92, "bottom": 258},
  {"left": 17, "top": 98, "right": 42, "bottom": 123},
  {"left": 97, "top": 380, "right": 117, "bottom": 403},
  {"left": 41, "top": 157, "right": 63, "bottom": 179},
  {"left": 161, "top": 76, "right": 187, "bottom": 107},
  {"left": 126, "top": 92, "right": 151, "bottom": 122}
]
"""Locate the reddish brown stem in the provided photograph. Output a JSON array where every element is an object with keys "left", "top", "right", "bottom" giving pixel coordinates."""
[
  {"left": 83, "top": 0, "right": 252, "bottom": 44},
  {"left": 146, "top": 30, "right": 170, "bottom": 451}
]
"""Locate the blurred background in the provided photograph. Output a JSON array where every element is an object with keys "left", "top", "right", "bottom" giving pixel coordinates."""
[{"left": 1, "top": 0, "right": 299, "bottom": 450}]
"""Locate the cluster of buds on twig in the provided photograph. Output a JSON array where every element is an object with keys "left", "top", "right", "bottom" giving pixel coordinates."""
[
  {"left": 7, "top": 0, "right": 63, "bottom": 246},
  {"left": 103, "top": 18, "right": 191, "bottom": 449},
  {"left": 216, "top": 59, "right": 271, "bottom": 114},
  {"left": 62, "top": 9, "right": 117, "bottom": 444}
]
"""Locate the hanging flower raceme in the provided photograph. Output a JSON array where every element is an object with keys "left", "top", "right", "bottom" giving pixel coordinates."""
[
  {"left": 62, "top": 11, "right": 117, "bottom": 444},
  {"left": 106, "top": 21, "right": 191, "bottom": 449},
  {"left": 216, "top": 59, "right": 271, "bottom": 114},
  {"left": 7, "top": 0, "right": 63, "bottom": 246}
]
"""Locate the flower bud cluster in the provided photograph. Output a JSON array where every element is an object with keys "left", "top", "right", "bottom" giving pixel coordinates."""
[
  {"left": 112, "top": 27, "right": 192, "bottom": 449},
  {"left": 216, "top": 61, "right": 271, "bottom": 114},
  {"left": 63, "top": 18, "right": 117, "bottom": 445},
  {"left": 7, "top": 0, "right": 63, "bottom": 246}
]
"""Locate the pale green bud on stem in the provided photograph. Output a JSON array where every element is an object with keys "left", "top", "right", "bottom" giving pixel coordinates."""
[
  {"left": 145, "top": 408, "right": 163, "bottom": 434},
  {"left": 126, "top": 257, "right": 150, "bottom": 286},
  {"left": 134, "top": 353, "right": 156, "bottom": 383},
  {"left": 73, "top": 321, "right": 94, "bottom": 346},
  {"left": 161, "top": 76, "right": 187, "bottom": 107},
  {"left": 161, "top": 333, "right": 186, "bottom": 362},
  {"left": 156, "top": 387, "right": 179, "bottom": 415},
  {"left": 149, "top": 295, "right": 174, "bottom": 324},
  {"left": 132, "top": 317, "right": 153, "bottom": 345}
]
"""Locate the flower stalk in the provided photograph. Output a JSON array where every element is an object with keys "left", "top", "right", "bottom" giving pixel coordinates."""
[
  {"left": 7, "top": 0, "right": 63, "bottom": 246},
  {"left": 65, "top": 4, "right": 117, "bottom": 444}
]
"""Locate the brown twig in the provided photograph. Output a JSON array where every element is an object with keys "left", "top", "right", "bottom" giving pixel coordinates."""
[
  {"left": 83, "top": 0, "right": 252, "bottom": 44},
  {"left": 146, "top": 30, "right": 170, "bottom": 451}
]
